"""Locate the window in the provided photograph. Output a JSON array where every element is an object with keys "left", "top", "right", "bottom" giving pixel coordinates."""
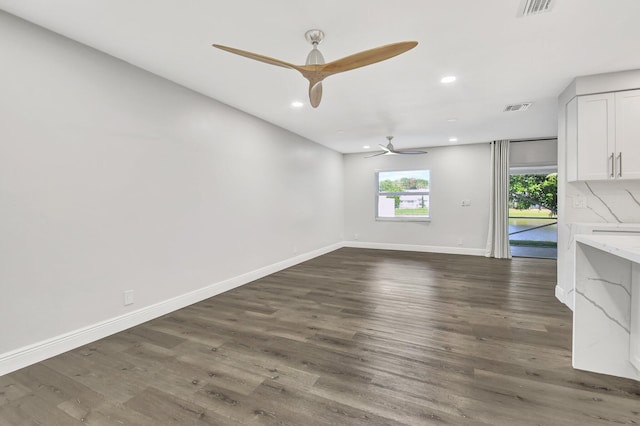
[{"left": 376, "top": 169, "right": 430, "bottom": 221}]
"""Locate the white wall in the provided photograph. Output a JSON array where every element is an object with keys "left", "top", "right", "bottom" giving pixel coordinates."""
[
  {"left": 557, "top": 70, "right": 640, "bottom": 308},
  {"left": 0, "top": 12, "right": 343, "bottom": 367},
  {"left": 343, "top": 143, "right": 490, "bottom": 254}
]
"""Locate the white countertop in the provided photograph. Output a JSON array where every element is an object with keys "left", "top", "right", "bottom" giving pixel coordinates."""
[
  {"left": 575, "top": 234, "right": 640, "bottom": 264},
  {"left": 573, "top": 223, "right": 640, "bottom": 229}
]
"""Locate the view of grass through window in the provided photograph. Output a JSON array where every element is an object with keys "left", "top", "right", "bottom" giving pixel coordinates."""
[
  {"left": 509, "top": 173, "right": 558, "bottom": 258},
  {"left": 377, "top": 169, "right": 430, "bottom": 219}
]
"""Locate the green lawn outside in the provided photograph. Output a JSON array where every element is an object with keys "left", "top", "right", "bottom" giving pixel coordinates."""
[
  {"left": 395, "top": 208, "right": 429, "bottom": 216},
  {"left": 509, "top": 208, "right": 556, "bottom": 218}
]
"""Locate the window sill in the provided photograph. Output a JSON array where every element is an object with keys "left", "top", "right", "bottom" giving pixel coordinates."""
[{"left": 375, "top": 217, "right": 431, "bottom": 222}]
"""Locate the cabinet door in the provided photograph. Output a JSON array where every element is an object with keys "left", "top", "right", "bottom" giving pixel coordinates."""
[
  {"left": 577, "top": 93, "right": 615, "bottom": 180},
  {"left": 615, "top": 89, "right": 640, "bottom": 180}
]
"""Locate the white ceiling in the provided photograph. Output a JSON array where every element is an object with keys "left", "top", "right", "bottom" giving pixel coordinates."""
[{"left": 2, "top": 0, "right": 640, "bottom": 153}]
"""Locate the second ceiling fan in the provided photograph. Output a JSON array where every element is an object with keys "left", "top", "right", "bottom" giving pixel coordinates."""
[
  {"left": 366, "top": 136, "right": 428, "bottom": 158},
  {"left": 213, "top": 30, "right": 417, "bottom": 108}
]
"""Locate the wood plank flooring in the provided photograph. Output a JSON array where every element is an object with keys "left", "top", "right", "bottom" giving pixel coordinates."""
[{"left": 1, "top": 248, "right": 640, "bottom": 425}]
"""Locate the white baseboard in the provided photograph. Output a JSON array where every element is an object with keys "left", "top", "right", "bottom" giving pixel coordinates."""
[
  {"left": 0, "top": 241, "right": 492, "bottom": 376},
  {"left": 343, "top": 241, "right": 486, "bottom": 257},
  {"left": 0, "top": 243, "right": 342, "bottom": 376}
]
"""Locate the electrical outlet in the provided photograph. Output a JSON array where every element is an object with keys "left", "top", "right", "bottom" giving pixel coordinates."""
[
  {"left": 293, "top": 246, "right": 298, "bottom": 254},
  {"left": 354, "top": 234, "right": 359, "bottom": 240},
  {"left": 461, "top": 199, "right": 471, "bottom": 207},
  {"left": 123, "top": 290, "right": 134, "bottom": 306},
  {"left": 573, "top": 196, "right": 587, "bottom": 209}
]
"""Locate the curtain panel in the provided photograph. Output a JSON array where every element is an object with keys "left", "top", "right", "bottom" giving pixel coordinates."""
[{"left": 486, "top": 140, "right": 511, "bottom": 259}]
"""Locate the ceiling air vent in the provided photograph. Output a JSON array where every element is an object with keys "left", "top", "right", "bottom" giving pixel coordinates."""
[
  {"left": 519, "top": 0, "right": 555, "bottom": 17},
  {"left": 504, "top": 103, "right": 532, "bottom": 112}
]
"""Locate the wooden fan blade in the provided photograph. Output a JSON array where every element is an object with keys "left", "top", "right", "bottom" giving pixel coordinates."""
[
  {"left": 214, "top": 41, "right": 417, "bottom": 108},
  {"left": 309, "top": 81, "right": 323, "bottom": 108},
  {"left": 319, "top": 41, "right": 418, "bottom": 76},
  {"left": 213, "top": 44, "right": 301, "bottom": 70}
]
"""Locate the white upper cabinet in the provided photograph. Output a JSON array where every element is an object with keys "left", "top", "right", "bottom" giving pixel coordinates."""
[
  {"left": 615, "top": 89, "right": 640, "bottom": 180},
  {"left": 577, "top": 93, "right": 615, "bottom": 180},
  {"left": 569, "top": 89, "right": 640, "bottom": 181}
]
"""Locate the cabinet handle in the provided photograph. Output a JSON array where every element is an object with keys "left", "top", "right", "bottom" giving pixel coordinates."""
[
  {"left": 618, "top": 152, "right": 622, "bottom": 178},
  {"left": 610, "top": 153, "right": 615, "bottom": 178}
]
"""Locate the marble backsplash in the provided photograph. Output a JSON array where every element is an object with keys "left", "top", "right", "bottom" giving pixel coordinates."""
[{"left": 566, "top": 180, "right": 640, "bottom": 223}]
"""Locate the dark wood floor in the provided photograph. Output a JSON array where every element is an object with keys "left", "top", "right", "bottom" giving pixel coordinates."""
[{"left": 1, "top": 248, "right": 639, "bottom": 425}]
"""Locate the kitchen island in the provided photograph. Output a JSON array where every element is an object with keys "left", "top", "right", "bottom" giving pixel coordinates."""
[{"left": 574, "top": 234, "right": 640, "bottom": 381}]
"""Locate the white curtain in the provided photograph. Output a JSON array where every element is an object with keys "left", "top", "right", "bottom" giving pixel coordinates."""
[{"left": 486, "top": 140, "right": 512, "bottom": 259}]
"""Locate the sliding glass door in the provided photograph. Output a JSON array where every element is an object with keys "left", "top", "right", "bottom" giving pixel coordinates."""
[{"left": 508, "top": 167, "right": 557, "bottom": 259}]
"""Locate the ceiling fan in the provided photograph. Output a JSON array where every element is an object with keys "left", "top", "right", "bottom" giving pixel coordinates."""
[
  {"left": 213, "top": 30, "right": 417, "bottom": 108},
  {"left": 366, "top": 136, "right": 428, "bottom": 158}
]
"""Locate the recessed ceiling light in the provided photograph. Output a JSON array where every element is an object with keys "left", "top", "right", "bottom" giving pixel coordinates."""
[
  {"left": 447, "top": 117, "right": 458, "bottom": 122},
  {"left": 441, "top": 76, "right": 457, "bottom": 84},
  {"left": 449, "top": 137, "right": 458, "bottom": 143},
  {"left": 291, "top": 101, "right": 304, "bottom": 108},
  {"left": 363, "top": 145, "right": 370, "bottom": 149}
]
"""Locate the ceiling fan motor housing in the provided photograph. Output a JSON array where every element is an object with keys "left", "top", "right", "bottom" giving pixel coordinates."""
[{"left": 306, "top": 49, "right": 324, "bottom": 65}]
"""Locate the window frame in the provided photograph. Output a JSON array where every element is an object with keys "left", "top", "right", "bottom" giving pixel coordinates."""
[{"left": 375, "top": 169, "right": 431, "bottom": 222}]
